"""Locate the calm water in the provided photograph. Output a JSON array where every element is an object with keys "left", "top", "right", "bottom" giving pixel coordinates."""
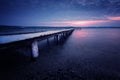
[
  {"left": 0, "top": 28, "right": 120, "bottom": 80},
  {"left": 63, "top": 29, "right": 120, "bottom": 78}
]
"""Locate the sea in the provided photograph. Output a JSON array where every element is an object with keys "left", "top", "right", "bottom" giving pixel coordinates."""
[{"left": 0, "top": 28, "right": 120, "bottom": 80}]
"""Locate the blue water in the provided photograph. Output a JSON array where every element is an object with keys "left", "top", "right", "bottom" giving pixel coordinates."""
[
  {"left": 62, "top": 28, "right": 120, "bottom": 79},
  {"left": 0, "top": 28, "right": 120, "bottom": 80}
]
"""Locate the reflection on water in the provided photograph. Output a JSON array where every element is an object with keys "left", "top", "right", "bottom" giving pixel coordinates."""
[
  {"left": 73, "top": 29, "right": 91, "bottom": 38},
  {"left": 72, "top": 29, "right": 120, "bottom": 45},
  {"left": 59, "top": 28, "right": 120, "bottom": 79}
]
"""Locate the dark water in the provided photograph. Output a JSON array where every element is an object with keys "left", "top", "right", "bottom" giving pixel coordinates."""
[{"left": 0, "top": 28, "right": 120, "bottom": 80}]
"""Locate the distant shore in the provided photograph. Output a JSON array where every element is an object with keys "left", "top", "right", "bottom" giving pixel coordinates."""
[{"left": 0, "top": 25, "right": 120, "bottom": 35}]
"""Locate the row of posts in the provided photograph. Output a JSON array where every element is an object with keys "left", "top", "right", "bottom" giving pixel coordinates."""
[{"left": 31, "top": 30, "right": 74, "bottom": 61}]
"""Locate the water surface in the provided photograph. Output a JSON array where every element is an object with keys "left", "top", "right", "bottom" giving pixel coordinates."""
[{"left": 0, "top": 28, "right": 120, "bottom": 80}]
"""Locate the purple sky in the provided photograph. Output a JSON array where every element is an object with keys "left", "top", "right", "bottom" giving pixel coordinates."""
[{"left": 0, "top": 0, "right": 120, "bottom": 27}]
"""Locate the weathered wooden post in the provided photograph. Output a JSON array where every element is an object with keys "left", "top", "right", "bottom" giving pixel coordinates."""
[{"left": 31, "top": 40, "right": 39, "bottom": 60}]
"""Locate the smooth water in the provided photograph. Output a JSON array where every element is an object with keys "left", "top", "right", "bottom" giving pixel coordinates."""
[
  {"left": 0, "top": 28, "right": 120, "bottom": 80},
  {"left": 61, "top": 29, "right": 120, "bottom": 78}
]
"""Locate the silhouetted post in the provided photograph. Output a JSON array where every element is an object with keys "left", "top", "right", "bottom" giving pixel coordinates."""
[
  {"left": 65, "top": 32, "right": 67, "bottom": 37},
  {"left": 60, "top": 33, "right": 63, "bottom": 42},
  {"left": 62, "top": 33, "right": 65, "bottom": 39},
  {"left": 53, "top": 35, "right": 58, "bottom": 44},
  {"left": 47, "top": 38, "right": 49, "bottom": 45},
  {"left": 54, "top": 36, "right": 56, "bottom": 43},
  {"left": 64, "top": 32, "right": 67, "bottom": 38}
]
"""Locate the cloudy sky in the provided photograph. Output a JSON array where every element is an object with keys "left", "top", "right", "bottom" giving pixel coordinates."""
[{"left": 0, "top": 0, "right": 120, "bottom": 27}]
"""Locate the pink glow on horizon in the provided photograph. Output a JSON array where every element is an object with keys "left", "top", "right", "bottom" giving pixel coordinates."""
[
  {"left": 40, "top": 20, "right": 108, "bottom": 26},
  {"left": 67, "top": 20, "right": 108, "bottom": 26},
  {"left": 108, "top": 16, "right": 120, "bottom": 21}
]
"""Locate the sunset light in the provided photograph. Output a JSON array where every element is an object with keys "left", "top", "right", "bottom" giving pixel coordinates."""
[
  {"left": 67, "top": 20, "right": 108, "bottom": 26},
  {"left": 40, "top": 20, "right": 109, "bottom": 27},
  {"left": 1, "top": 0, "right": 120, "bottom": 79},
  {"left": 108, "top": 16, "right": 120, "bottom": 21}
]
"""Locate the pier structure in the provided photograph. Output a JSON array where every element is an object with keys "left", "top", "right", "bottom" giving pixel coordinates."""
[{"left": 0, "top": 29, "right": 74, "bottom": 60}]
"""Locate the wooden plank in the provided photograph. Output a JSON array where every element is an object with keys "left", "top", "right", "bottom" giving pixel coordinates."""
[{"left": 0, "top": 29, "right": 74, "bottom": 45}]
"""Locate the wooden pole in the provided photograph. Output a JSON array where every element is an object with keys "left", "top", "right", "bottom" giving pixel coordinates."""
[{"left": 31, "top": 40, "right": 39, "bottom": 60}]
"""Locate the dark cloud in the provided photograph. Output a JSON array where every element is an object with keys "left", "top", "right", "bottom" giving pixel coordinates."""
[
  {"left": 0, "top": 0, "right": 120, "bottom": 26},
  {"left": 0, "top": 0, "right": 120, "bottom": 14}
]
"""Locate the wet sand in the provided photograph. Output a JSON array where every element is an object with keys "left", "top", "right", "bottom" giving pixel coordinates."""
[{"left": 0, "top": 29, "right": 120, "bottom": 80}]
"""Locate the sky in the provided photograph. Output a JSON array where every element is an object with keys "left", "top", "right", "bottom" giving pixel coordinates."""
[{"left": 0, "top": 0, "right": 120, "bottom": 27}]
